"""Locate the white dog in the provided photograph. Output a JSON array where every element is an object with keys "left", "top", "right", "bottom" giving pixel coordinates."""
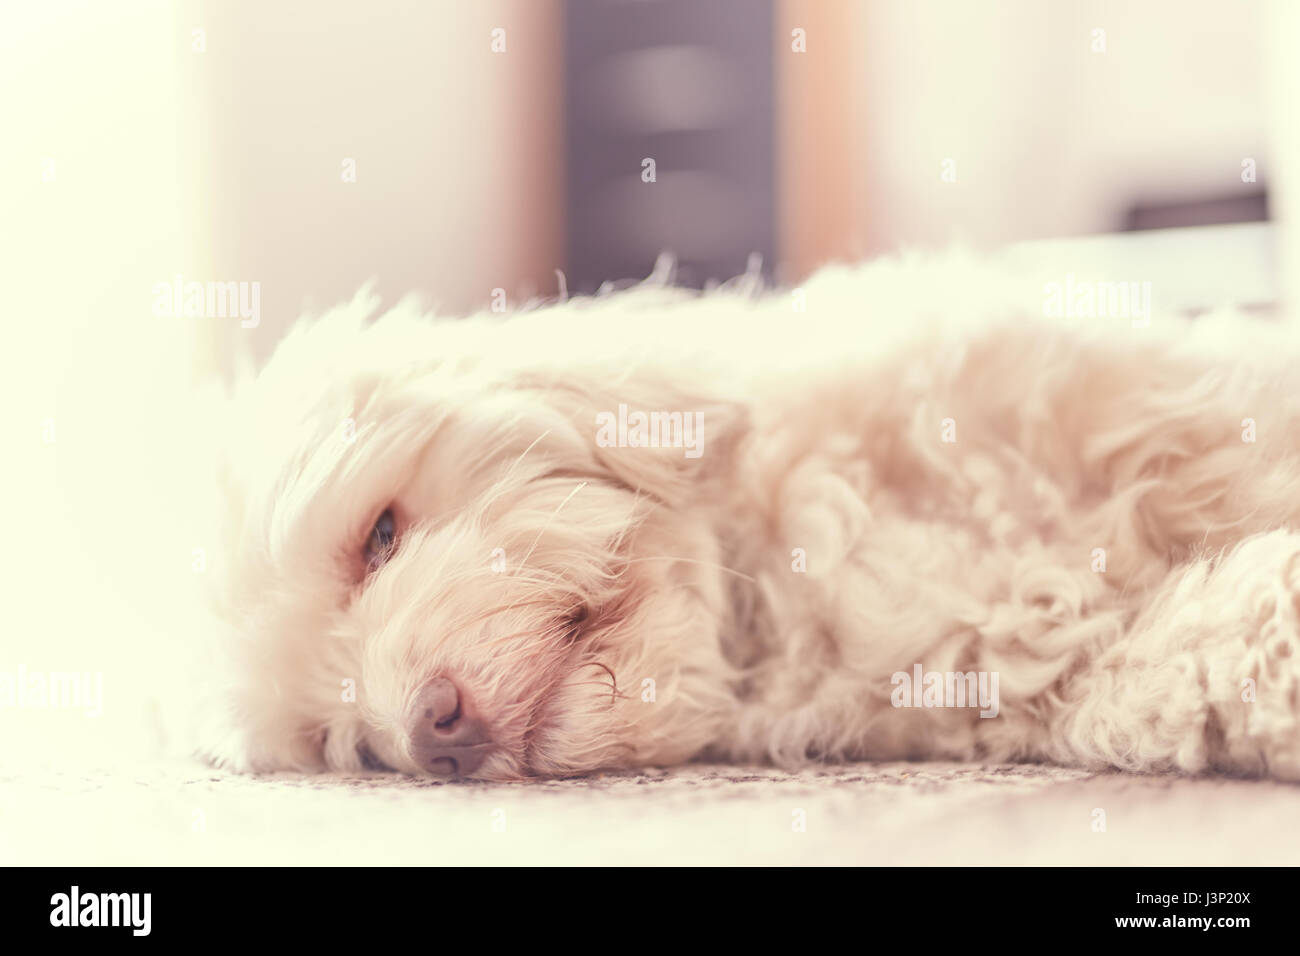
[{"left": 192, "top": 255, "right": 1300, "bottom": 780}]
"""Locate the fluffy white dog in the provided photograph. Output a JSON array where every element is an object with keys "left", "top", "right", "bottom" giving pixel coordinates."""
[{"left": 193, "top": 255, "right": 1300, "bottom": 780}]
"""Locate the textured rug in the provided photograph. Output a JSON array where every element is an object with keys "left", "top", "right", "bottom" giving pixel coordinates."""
[{"left": 4, "top": 760, "right": 1299, "bottom": 865}]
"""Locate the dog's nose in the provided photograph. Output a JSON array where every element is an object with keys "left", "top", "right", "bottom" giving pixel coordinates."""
[{"left": 407, "top": 677, "right": 493, "bottom": 776}]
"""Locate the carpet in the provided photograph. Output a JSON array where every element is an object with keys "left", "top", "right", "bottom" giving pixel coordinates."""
[{"left": 4, "top": 759, "right": 1298, "bottom": 866}]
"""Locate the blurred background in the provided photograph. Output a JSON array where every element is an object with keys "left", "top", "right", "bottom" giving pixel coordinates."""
[{"left": 1, "top": 0, "right": 1297, "bottom": 768}]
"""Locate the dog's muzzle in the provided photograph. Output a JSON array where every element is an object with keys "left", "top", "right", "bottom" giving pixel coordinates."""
[{"left": 407, "top": 677, "right": 493, "bottom": 776}]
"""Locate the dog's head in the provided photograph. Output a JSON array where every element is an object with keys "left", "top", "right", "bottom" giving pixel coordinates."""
[{"left": 195, "top": 290, "right": 747, "bottom": 779}]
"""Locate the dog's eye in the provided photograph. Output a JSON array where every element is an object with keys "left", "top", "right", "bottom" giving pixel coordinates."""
[
  {"left": 365, "top": 508, "right": 398, "bottom": 570},
  {"left": 563, "top": 604, "right": 590, "bottom": 642}
]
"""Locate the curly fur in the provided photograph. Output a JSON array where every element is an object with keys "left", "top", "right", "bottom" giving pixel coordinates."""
[{"left": 191, "top": 254, "right": 1300, "bottom": 780}]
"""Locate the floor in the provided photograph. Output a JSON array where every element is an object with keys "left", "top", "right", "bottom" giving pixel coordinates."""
[{"left": 5, "top": 759, "right": 1299, "bottom": 866}]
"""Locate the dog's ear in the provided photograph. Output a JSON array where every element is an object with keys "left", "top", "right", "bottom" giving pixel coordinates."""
[{"left": 513, "top": 362, "right": 750, "bottom": 509}]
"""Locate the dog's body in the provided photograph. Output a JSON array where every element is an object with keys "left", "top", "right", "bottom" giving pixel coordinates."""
[{"left": 196, "top": 257, "right": 1300, "bottom": 780}]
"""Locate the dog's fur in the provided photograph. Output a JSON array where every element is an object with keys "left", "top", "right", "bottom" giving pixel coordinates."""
[{"left": 193, "top": 255, "right": 1300, "bottom": 780}]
